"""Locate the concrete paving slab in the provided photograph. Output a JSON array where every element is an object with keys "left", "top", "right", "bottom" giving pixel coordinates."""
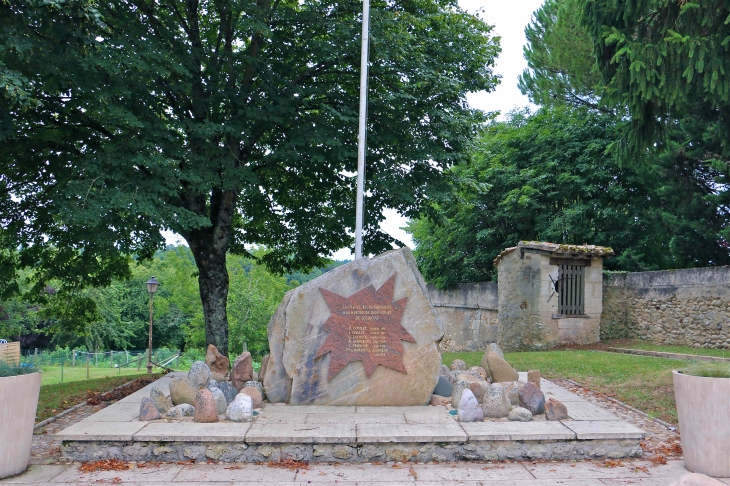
[
  {"left": 356, "top": 422, "right": 467, "bottom": 442},
  {"left": 600, "top": 480, "right": 684, "bottom": 485},
  {"left": 541, "top": 387, "right": 590, "bottom": 403},
  {"left": 133, "top": 422, "right": 250, "bottom": 441},
  {"left": 84, "top": 402, "right": 141, "bottom": 422},
  {"left": 461, "top": 421, "right": 575, "bottom": 440},
  {"left": 525, "top": 461, "right": 651, "bottom": 479},
  {"left": 296, "top": 464, "right": 416, "bottom": 482},
  {"left": 173, "top": 464, "right": 297, "bottom": 482},
  {"left": 562, "top": 420, "right": 645, "bottom": 439},
  {"left": 55, "top": 421, "right": 147, "bottom": 441},
  {"left": 245, "top": 422, "right": 356, "bottom": 443},
  {"left": 403, "top": 410, "right": 456, "bottom": 424},
  {"left": 355, "top": 406, "right": 433, "bottom": 414},
  {"left": 261, "top": 405, "right": 357, "bottom": 415},
  {"left": 564, "top": 401, "right": 621, "bottom": 421},
  {"left": 305, "top": 413, "right": 406, "bottom": 424},
  {"left": 50, "top": 464, "right": 183, "bottom": 483},
  {"left": 0, "top": 464, "right": 68, "bottom": 484},
  {"left": 411, "top": 462, "right": 534, "bottom": 481}
]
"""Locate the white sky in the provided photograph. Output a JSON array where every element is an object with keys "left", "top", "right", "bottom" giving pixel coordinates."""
[{"left": 163, "top": 0, "right": 545, "bottom": 259}]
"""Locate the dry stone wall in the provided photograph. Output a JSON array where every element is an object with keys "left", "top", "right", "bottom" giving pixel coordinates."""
[
  {"left": 602, "top": 267, "right": 730, "bottom": 348},
  {"left": 427, "top": 283, "right": 499, "bottom": 352}
]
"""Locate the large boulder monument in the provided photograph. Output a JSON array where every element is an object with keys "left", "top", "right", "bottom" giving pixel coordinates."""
[{"left": 263, "top": 248, "right": 444, "bottom": 405}]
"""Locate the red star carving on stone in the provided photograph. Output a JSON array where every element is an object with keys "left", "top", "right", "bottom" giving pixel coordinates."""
[{"left": 314, "top": 273, "right": 415, "bottom": 380}]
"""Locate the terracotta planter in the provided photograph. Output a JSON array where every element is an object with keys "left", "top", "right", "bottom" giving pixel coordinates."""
[
  {"left": 673, "top": 370, "right": 730, "bottom": 477},
  {"left": 0, "top": 372, "right": 42, "bottom": 479}
]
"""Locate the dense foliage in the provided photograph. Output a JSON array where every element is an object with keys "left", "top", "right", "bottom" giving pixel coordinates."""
[
  {"left": 0, "top": 247, "right": 339, "bottom": 358},
  {"left": 0, "top": 0, "right": 500, "bottom": 354}
]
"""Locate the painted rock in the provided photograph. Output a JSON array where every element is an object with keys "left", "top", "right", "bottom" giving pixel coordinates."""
[
  {"left": 508, "top": 407, "right": 533, "bottom": 422},
  {"left": 193, "top": 389, "right": 218, "bottom": 423},
  {"left": 188, "top": 361, "right": 212, "bottom": 389},
  {"left": 518, "top": 382, "right": 545, "bottom": 415},
  {"left": 545, "top": 398, "right": 569, "bottom": 420},
  {"left": 527, "top": 370, "right": 541, "bottom": 390},
  {"left": 240, "top": 386, "right": 263, "bottom": 409},
  {"left": 226, "top": 393, "right": 253, "bottom": 422},
  {"left": 264, "top": 248, "right": 444, "bottom": 406},
  {"left": 231, "top": 352, "right": 253, "bottom": 391},
  {"left": 169, "top": 376, "right": 198, "bottom": 406},
  {"left": 458, "top": 389, "right": 483, "bottom": 422},
  {"left": 205, "top": 343, "right": 230, "bottom": 378},
  {"left": 166, "top": 404, "right": 195, "bottom": 418},
  {"left": 139, "top": 397, "right": 161, "bottom": 421}
]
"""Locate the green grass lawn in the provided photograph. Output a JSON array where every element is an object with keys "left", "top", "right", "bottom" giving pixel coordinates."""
[
  {"left": 38, "top": 365, "right": 163, "bottom": 386},
  {"left": 443, "top": 350, "right": 687, "bottom": 424},
  {"left": 36, "top": 373, "right": 160, "bottom": 423}
]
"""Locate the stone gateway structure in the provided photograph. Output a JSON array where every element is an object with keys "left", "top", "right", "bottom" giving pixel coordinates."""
[{"left": 263, "top": 248, "right": 444, "bottom": 406}]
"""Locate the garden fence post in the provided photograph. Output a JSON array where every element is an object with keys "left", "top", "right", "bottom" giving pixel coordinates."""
[
  {"left": 87, "top": 354, "right": 90, "bottom": 380},
  {"left": 60, "top": 359, "right": 63, "bottom": 383},
  {"left": 110, "top": 350, "right": 113, "bottom": 368},
  {"left": 72, "top": 350, "right": 75, "bottom": 367},
  {"left": 137, "top": 354, "right": 141, "bottom": 371}
]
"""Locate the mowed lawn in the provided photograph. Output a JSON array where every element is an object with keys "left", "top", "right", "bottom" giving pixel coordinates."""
[
  {"left": 442, "top": 350, "right": 686, "bottom": 424},
  {"left": 38, "top": 365, "right": 159, "bottom": 386}
]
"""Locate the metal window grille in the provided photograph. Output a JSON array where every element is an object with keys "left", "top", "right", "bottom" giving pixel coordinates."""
[{"left": 557, "top": 264, "right": 585, "bottom": 315}]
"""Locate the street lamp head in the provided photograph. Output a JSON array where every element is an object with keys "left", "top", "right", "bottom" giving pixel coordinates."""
[{"left": 146, "top": 276, "right": 159, "bottom": 295}]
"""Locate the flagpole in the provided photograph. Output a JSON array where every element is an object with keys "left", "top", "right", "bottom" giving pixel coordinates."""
[{"left": 354, "top": 0, "right": 370, "bottom": 260}]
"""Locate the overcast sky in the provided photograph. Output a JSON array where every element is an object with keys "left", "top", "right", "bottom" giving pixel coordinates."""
[{"left": 162, "top": 0, "right": 546, "bottom": 258}]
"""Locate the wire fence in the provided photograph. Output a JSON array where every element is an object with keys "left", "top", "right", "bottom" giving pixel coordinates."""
[{"left": 21, "top": 347, "right": 192, "bottom": 386}]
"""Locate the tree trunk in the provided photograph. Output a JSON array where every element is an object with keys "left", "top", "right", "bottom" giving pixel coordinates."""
[{"left": 190, "top": 244, "right": 230, "bottom": 357}]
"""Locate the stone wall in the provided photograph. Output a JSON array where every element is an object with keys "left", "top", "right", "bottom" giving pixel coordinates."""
[
  {"left": 602, "top": 267, "right": 730, "bottom": 348},
  {"left": 427, "top": 282, "right": 499, "bottom": 352}
]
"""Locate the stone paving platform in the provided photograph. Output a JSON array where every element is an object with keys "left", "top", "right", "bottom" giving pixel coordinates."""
[
  {"left": 56, "top": 373, "right": 646, "bottom": 463},
  {"left": 3, "top": 460, "right": 730, "bottom": 485}
]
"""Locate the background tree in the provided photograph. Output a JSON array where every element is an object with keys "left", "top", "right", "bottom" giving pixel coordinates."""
[
  {"left": 410, "top": 107, "right": 730, "bottom": 288},
  {"left": 0, "top": 0, "right": 500, "bottom": 355}
]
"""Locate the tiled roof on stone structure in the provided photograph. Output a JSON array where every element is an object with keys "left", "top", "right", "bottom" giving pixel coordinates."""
[{"left": 493, "top": 241, "right": 614, "bottom": 265}]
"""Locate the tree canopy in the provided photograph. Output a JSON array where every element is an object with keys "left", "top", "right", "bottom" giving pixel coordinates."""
[{"left": 0, "top": 0, "right": 500, "bottom": 354}]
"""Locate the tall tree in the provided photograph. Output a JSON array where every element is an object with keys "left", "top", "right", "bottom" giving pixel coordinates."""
[
  {"left": 410, "top": 107, "right": 730, "bottom": 288},
  {"left": 0, "top": 0, "right": 500, "bottom": 354}
]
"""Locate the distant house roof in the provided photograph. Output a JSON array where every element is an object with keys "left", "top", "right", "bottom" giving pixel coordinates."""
[{"left": 493, "top": 241, "right": 614, "bottom": 265}]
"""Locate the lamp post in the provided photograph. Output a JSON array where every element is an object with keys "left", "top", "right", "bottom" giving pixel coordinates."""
[{"left": 146, "top": 276, "right": 159, "bottom": 374}]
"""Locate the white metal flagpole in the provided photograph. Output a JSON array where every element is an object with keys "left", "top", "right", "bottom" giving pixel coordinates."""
[{"left": 354, "top": 0, "right": 370, "bottom": 260}]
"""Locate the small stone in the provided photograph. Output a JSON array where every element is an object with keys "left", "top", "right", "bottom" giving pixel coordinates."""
[
  {"left": 508, "top": 407, "right": 533, "bottom": 422},
  {"left": 150, "top": 387, "right": 170, "bottom": 413},
  {"left": 450, "top": 359, "right": 466, "bottom": 371},
  {"left": 169, "top": 376, "right": 199, "bottom": 406},
  {"left": 454, "top": 374, "right": 487, "bottom": 404},
  {"left": 217, "top": 381, "right": 239, "bottom": 404},
  {"left": 451, "top": 379, "right": 471, "bottom": 409},
  {"left": 502, "top": 381, "right": 520, "bottom": 406},
  {"left": 446, "top": 370, "right": 461, "bottom": 385},
  {"left": 139, "top": 397, "right": 161, "bottom": 421},
  {"left": 671, "top": 473, "right": 726, "bottom": 486},
  {"left": 486, "top": 354, "right": 519, "bottom": 383},
  {"left": 205, "top": 343, "right": 230, "bottom": 378},
  {"left": 468, "top": 366, "right": 488, "bottom": 381},
  {"left": 244, "top": 380, "right": 265, "bottom": 399},
  {"left": 439, "top": 364, "right": 450, "bottom": 376},
  {"left": 211, "top": 372, "right": 227, "bottom": 382},
  {"left": 429, "top": 394, "right": 450, "bottom": 406},
  {"left": 193, "top": 389, "right": 218, "bottom": 423},
  {"left": 433, "top": 375, "right": 453, "bottom": 397},
  {"left": 518, "top": 382, "right": 545, "bottom": 415},
  {"left": 486, "top": 342, "right": 505, "bottom": 359},
  {"left": 457, "top": 389, "right": 483, "bottom": 422},
  {"left": 240, "top": 386, "right": 263, "bottom": 409},
  {"left": 188, "top": 361, "right": 212, "bottom": 389},
  {"left": 527, "top": 370, "right": 541, "bottom": 390},
  {"left": 231, "top": 352, "right": 253, "bottom": 391},
  {"left": 166, "top": 404, "right": 195, "bottom": 418},
  {"left": 481, "top": 383, "right": 510, "bottom": 418},
  {"left": 545, "top": 398, "right": 569, "bottom": 420},
  {"left": 208, "top": 379, "right": 219, "bottom": 390},
  {"left": 209, "top": 387, "right": 228, "bottom": 414},
  {"left": 226, "top": 393, "right": 253, "bottom": 422}
]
